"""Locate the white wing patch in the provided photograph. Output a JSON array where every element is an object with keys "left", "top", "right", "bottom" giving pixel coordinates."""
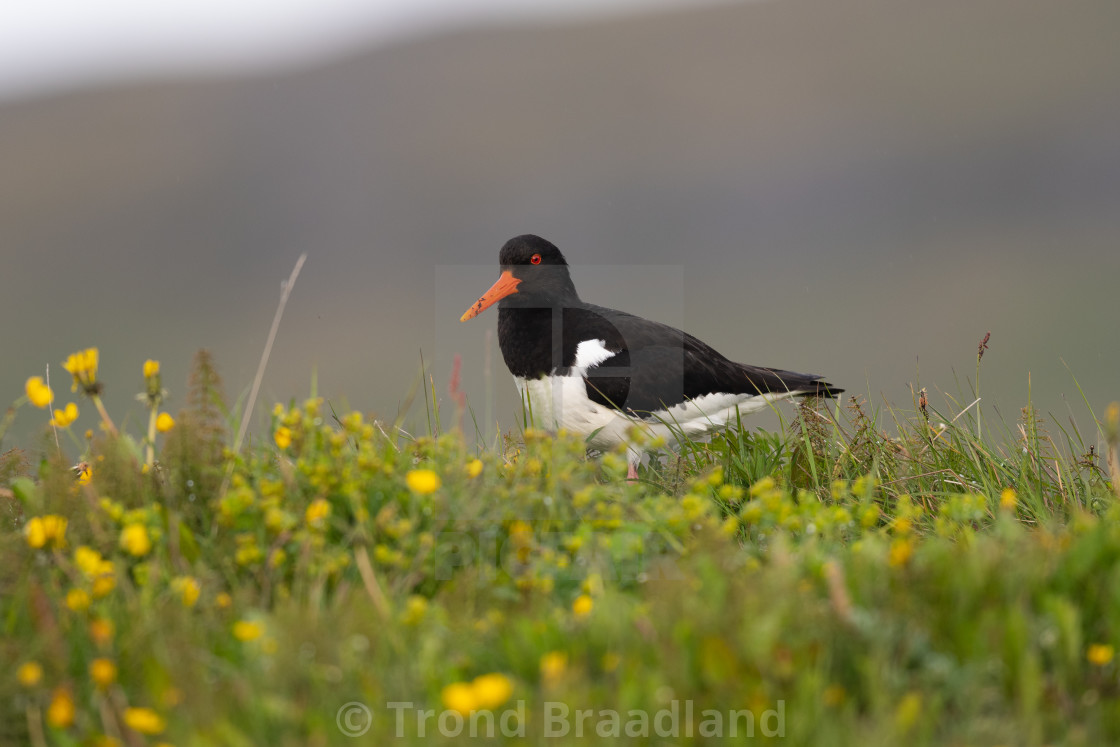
[{"left": 572, "top": 339, "right": 616, "bottom": 373}]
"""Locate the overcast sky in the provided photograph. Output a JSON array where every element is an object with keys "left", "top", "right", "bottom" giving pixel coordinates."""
[{"left": 1, "top": 0, "right": 713, "bottom": 100}]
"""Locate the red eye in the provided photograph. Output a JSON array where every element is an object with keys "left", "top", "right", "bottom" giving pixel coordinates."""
[{"left": 530, "top": 254, "right": 542, "bottom": 265}]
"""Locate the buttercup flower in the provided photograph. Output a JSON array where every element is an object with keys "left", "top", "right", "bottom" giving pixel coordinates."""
[
  {"left": 540, "top": 651, "right": 568, "bottom": 683},
  {"left": 66, "top": 588, "right": 91, "bottom": 612},
  {"left": 90, "top": 658, "right": 117, "bottom": 689},
  {"left": 305, "top": 499, "right": 331, "bottom": 527},
  {"left": 86, "top": 557, "right": 112, "bottom": 592},
  {"left": 274, "top": 426, "right": 292, "bottom": 449},
  {"left": 406, "top": 469, "right": 441, "bottom": 495},
  {"left": 572, "top": 594, "right": 594, "bottom": 619},
  {"left": 17, "top": 661, "right": 43, "bottom": 687},
  {"left": 74, "top": 546, "right": 104, "bottom": 576},
  {"left": 233, "top": 620, "right": 263, "bottom": 641},
  {"left": 25, "top": 515, "right": 68, "bottom": 550},
  {"left": 888, "top": 538, "right": 914, "bottom": 568},
  {"left": 123, "top": 707, "right": 166, "bottom": 735},
  {"left": 156, "top": 412, "right": 175, "bottom": 432},
  {"left": 26, "top": 376, "right": 53, "bottom": 408},
  {"left": 62, "top": 347, "right": 101, "bottom": 395},
  {"left": 120, "top": 524, "right": 152, "bottom": 557},
  {"left": 172, "top": 576, "right": 201, "bottom": 608},
  {"left": 471, "top": 673, "right": 513, "bottom": 710},
  {"left": 1088, "top": 643, "right": 1115, "bottom": 666},
  {"left": 466, "top": 459, "right": 484, "bottom": 478},
  {"left": 441, "top": 682, "right": 476, "bottom": 715},
  {"left": 143, "top": 359, "right": 160, "bottom": 379},
  {"left": 51, "top": 402, "right": 79, "bottom": 428},
  {"left": 47, "top": 687, "right": 75, "bottom": 728},
  {"left": 75, "top": 462, "right": 92, "bottom": 485},
  {"left": 90, "top": 618, "right": 114, "bottom": 646}
]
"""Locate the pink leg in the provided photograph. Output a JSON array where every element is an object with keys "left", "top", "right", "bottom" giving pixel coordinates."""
[{"left": 627, "top": 462, "right": 639, "bottom": 481}]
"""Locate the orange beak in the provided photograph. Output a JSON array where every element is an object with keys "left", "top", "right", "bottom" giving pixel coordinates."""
[{"left": 460, "top": 270, "right": 521, "bottom": 322}]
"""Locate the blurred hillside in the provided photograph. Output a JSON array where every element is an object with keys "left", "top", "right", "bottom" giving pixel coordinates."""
[{"left": 2, "top": 0, "right": 1118, "bottom": 448}]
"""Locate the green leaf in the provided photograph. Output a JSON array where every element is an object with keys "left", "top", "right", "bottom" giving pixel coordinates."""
[
  {"left": 179, "top": 520, "right": 200, "bottom": 564},
  {"left": 10, "top": 476, "right": 40, "bottom": 512}
]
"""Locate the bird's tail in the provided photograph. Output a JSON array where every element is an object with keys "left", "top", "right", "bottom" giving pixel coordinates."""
[{"left": 739, "top": 364, "right": 844, "bottom": 399}]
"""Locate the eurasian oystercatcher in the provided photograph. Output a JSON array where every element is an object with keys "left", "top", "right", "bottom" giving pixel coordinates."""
[{"left": 460, "top": 235, "right": 842, "bottom": 479}]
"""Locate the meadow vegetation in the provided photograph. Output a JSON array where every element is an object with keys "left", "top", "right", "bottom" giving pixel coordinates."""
[{"left": 2, "top": 345, "right": 1119, "bottom": 746}]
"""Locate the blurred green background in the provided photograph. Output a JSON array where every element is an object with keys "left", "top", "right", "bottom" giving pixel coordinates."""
[{"left": 2, "top": 0, "right": 1118, "bottom": 446}]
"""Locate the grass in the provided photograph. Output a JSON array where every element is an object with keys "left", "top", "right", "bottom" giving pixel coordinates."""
[{"left": 2, "top": 347, "right": 1119, "bottom": 746}]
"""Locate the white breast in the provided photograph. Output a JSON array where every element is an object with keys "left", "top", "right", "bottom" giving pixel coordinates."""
[{"left": 513, "top": 338, "right": 805, "bottom": 469}]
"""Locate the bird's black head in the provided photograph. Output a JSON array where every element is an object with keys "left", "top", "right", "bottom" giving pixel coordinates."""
[
  {"left": 498, "top": 234, "right": 568, "bottom": 269},
  {"left": 460, "top": 234, "right": 579, "bottom": 321}
]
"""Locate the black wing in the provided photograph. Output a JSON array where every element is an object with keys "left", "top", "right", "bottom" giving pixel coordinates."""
[{"left": 564, "top": 304, "right": 841, "bottom": 415}]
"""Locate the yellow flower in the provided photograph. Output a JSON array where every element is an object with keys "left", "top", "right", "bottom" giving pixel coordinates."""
[
  {"left": 441, "top": 682, "right": 477, "bottom": 715},
  {"left": 74, "top": 546, "right": 104, "bottom": 576},
  {"left": 67, "top": 588, "right": 91, "bottom": 612},
  {"left": 156, "top": 412, "right": 175, "bottom": 432},
  {"left": 92, "top": 561, "right": 116, "bottom": 597},
  {"left": 540, "top": 651, "right": 568, "bottom": 683},
  {"left": 1000, "top": 488, "right": 1018, "bottom": 511},
  {"left": 51, "top": 402, "right": 79, "bottom": 428},
  {"left": 77, "top": 463, "right": 92, "bottom": 485},
  {"left": 888, "top": 538, "right": 914, "bottom": 568},
  {"left": 122, "top": 707, "right": 166, "bottom": 735},
  {"left": 273, "top": 426, "right": 292, "bottom": 449},
  {"left": 305, "top": 499, "right": 331, "bottom": 527},
  {"left": 572, "top": 594, "right": 593, "bottom": 619},
  {"left": 90, "top": 618, "right": 114, "bottom": 647},
  {"left": 1088, "top": 643, "right": 1115, "bottom": 666},
  {"left": 24, "top": 517, "right": 47, "bottom": 549},
  {"left": 45, "top": 515, "right": 68, "bottom": 544},
  {"left": 471, "top": 673, "right": 513, "bottom": 710},
  {"left": 17, "top": 661, "right": 43, "bottom": 687},
  {"left": 143, "top": 359, "right": 160, "bottom": 379},
  {"left": 90, "top": 658, "right": 117, "bottom": 689},
  {"left": 466, "top": 459, "right": 484, "bottom": 478},
  {"left": 62, "top": 347, "right": 100, "bottom": 395},
  {"left": 119, "top": 524, "right": 152, "bottom": 557},
  {"left": 25, "top": 514, "right": 68, "bottom": 549},
  {"left": 172, "top": 576, "right": 201, "bottom": 608},
  {"left": 216, "top": 592, "right": 232, "bottom": 609},
  {"left": 401, "top": 595, "right": 428, "bottom": 626},
  {"left": 406, "top": 469, "right": 441, "bottom": 495},
  {"left": 26, "top": 376, "right": 54, "bottom": 408},
  {"left": 47, "top": 687, "right": 75, "bottom": 728},
  {"left": 233, "top": 620, "right": 263, "bottom": 641}
]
